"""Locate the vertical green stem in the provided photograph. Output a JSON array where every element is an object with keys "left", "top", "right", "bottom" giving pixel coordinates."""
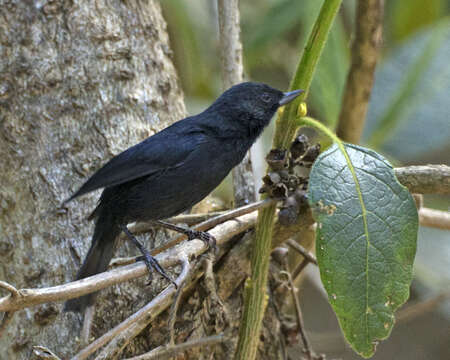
[{"left": 234, "top": 1, "right": 343, "bottom": 359}]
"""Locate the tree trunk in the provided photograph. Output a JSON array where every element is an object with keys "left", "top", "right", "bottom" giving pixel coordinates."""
[{"left": 0, "top": 1, "right": 184, "bottom": 358}]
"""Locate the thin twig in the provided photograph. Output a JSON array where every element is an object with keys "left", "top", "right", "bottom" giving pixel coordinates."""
[
  {"left": 147, "top": 198, "right": 277, "bottom": 256},
  {"left": 80, "top": 305, "right": 95, "bottom": 346},
  {"left": 124, "top": 334, "right": 228, "bottom": 360},
  {"left": 203, "top": 255, "right": 230, "bottom": 334},
  {"left": 286, "top": 240, "right": 318, "bottom": 265},
  {"left": 32, "top": 345, "right": 62, "bottom": 360},
  {"left": 292, "top": 259, "right": 309, "bottom": 281},
  {"left": 167, "top": 211, "right": 226, "bottom": 225},
  {"left": 279, "top": 269, "right": 314, "bottom": 360},
  {"left": 0, "top": 212, "right": 258, "bottom": 313},
  {"left": 419, "top": 207, "right": 450, "bottom": 230},
  {"left": 72, "top": 257, "right": 190, "bottom": 360},
  {"left": 168, "top": 256, "right": 191, "bottom": 346},
  {"left": 0, "top": 281, "right": 19, "bottom": 297},
  {"left": 110, "top": 199, "right": 276, "bottom": 268},
  {"left": 336, "top": 0, "right": 384, "bottom": 143},
  {"left": 0, "top": 281, "right": 19, "bottom": 336}
]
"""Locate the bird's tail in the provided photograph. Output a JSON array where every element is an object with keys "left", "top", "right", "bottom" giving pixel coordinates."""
[{"left": 64, "top": 213, "right": 121, "bottom": 313}]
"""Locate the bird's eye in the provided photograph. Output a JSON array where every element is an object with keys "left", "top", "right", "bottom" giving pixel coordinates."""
[{"left": 261, "top": 93, "right": 272, "bottom": 103}]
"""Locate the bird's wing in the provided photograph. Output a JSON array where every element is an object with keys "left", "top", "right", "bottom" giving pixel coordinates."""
[{"left": 67, "top": 122, "right": 206, "bottom": 201}]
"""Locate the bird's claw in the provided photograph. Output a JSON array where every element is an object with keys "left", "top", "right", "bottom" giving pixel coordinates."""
[
  {"left": 187, "top": 230, "right": 218, "bottom": 254},
  {"left": 136, "top": 254, "right": 177, "bottom": 288}
]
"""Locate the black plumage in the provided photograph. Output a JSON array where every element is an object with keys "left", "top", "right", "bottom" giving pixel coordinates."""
[{"left": 64, "top": 82, "right": 302, "bottom": 312}]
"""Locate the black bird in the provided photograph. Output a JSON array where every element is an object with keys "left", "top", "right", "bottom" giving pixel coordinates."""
[{"left": 64, "top": 82, "right": 302, "bottom": 312}]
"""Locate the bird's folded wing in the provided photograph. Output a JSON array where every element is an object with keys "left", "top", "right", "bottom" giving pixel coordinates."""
[{"left": 66, "top": 126, "right": 206, "bottom": 201}]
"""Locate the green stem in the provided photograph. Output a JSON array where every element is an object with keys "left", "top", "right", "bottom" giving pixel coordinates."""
[
  {"left": 274, "top": 0, "right": 343, "bottom": 150},
  {"left": 296, "top": 116, "right": 341, "bottom": 145},
  {"left": 233, "top": 1, "right": 343, "bottom": 359}
]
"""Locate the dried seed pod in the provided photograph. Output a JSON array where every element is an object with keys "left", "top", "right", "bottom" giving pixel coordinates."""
[
  {"left": 266, "top": 149, "right": 287, "bottom": 171},
  {"left": 262, "top": 172, "right": 281, "bottom": 186},
  {"left": 272, "top": 183, "right": 288, "bottom": 198},
  {"left": 290, "top": 133, "right": 309, "bottom": 159},
  {"left": 287, "top": 175, "right": 300, "bottom": 190},
  {"left": 302, "top": 143, "right": 321, "bottom": 163}
]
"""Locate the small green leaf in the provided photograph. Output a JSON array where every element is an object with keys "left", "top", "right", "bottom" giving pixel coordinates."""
[{"left": 307, "top": 143, "right": 418, "bottom": 358}]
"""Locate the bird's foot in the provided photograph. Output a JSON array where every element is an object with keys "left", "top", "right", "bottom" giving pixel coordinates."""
[
  {"left": 186, "top": 230, "right": 217, "bottom": 253},
  {"left": 136, "top": 252, "right": 177, "bottom": 288}
]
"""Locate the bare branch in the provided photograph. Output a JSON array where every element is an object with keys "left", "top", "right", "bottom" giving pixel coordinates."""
[
  {"left": 336, "top": 0, "right": 384, "bottom": 143},
  {"left": 0, "top": 281, "right": 19, "bottom": 298},
  {"left": 110, "top": 199, "right": 277, "bottom": 269},
  {"left": 419, "top": 207, "right": 450, "bottom": 230},
  {"left": 89, "top": 256, "right": 191, "bottom": 360},
  {"left": 286, "top": 240, "right": 318, "bottom": 266},
  {"left": 80, "top": 305, "right": 95, "bottom": 346},
  {"left": 397, "top": 292, "right": 450, "bottom": 322},
  {"left": 167, "top": 211, "right": 226, "bottom": 225},
  {"left": 279, "top": 269, "right": 315, "bottom": 360},
  {"left": 32, "top": 346, "right": 62, "bottom": 360},
  {"left": 168, "top": 257, "right": 191, "bottom": 346},
  {"left": 123, "top": 334, "right": 228, "bottom": 360},
  {"left": 0, "top": 212, "right": 258, "bottom": 313},
  {"left": 292, "top": 259, "right": 309, "bottom": 281},
  {"left": 395, "top": 165, "right": 450, "bottom": 194},
  {"left": 145, "top": 198, "right": 277, "bottom": 257},
  {"left": 217, "top": 0, "right": 254, "bottom": 206},
  {"left": 217, "top": 0, "right": 244, "bottom": 88}
]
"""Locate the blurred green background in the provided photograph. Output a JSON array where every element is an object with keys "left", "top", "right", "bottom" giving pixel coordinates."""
[
  {"left": 161, "top": 1, "right": 449, "bottom": 358},
  {"left": 162, "top": 0, "right": 449, "bottom": 167}
]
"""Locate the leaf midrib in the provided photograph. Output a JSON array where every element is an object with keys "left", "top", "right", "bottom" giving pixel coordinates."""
[{"left": 336, "top": 143, "right": 371, "bottom": 347}]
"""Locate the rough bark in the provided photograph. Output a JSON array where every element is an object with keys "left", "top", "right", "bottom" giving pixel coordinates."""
[
  {"left": 217, "top": 0, "right": 256, "bottom": 206},
  {"left": 0, "top": 1, "right": 184, "bottom": 359},
  {"left": 336, "top": 0, "right": 384, "bottom": 144}
]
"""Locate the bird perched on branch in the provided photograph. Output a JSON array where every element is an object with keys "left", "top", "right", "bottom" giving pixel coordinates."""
[{"left": 64, "top": 82, "right": 302, "bottom": 312}]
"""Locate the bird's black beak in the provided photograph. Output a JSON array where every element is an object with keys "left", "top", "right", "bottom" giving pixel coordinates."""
[{"left": 279, "top": 89, "right": 304, "bottom": 106}]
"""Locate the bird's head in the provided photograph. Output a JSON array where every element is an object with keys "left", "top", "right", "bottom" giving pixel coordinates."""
[{"left": 208, "top": 82, "right": 303, "bottom": 138}]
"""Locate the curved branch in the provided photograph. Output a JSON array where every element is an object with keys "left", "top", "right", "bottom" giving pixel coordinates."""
[
  {"left": 124, "top": 334, "right": 227, "bottom": 360},
  {"left": 77, "top": 256, "right": 191, "bottom": 360},
  {"left": 0, "top": 281, "right": 19, "bottom": 298},
  {"left": 0, "top": 212, "right": 257, "bottom": 313}
]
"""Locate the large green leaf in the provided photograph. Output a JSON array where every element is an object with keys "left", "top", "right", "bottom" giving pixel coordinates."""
[{"left": 307, "top": 143, "right": 418, "bottom": 358}]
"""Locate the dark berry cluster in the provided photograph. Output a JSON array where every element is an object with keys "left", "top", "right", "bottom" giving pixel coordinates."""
[{"left": 259, "top": 133, "right": 320, "bottom": 225}]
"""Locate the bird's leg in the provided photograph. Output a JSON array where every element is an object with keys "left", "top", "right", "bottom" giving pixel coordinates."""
[
  {"left": 119, "top": 225, "right": 177, "bottom": 287},
  {"left": 152, "top": 220, "right": 217, "bottom": 251}
]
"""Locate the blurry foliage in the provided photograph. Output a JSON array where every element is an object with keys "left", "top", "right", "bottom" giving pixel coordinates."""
[
  {"left": 161, "top": 0, "right": 449, "bottom": 166},
  {"left": 365, "top": 20, "right": 450, "bottom": 164}
]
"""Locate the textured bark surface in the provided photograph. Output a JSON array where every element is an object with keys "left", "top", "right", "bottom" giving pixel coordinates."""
[
  {"left": 336, "top": 0, "right": 384, "bottom": 144},
  {"left": 217, "top": 0, "right": 256, "bottom": 207},
  {"left": 0, "top": 1, "right": 184, "bottom": 359}
]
